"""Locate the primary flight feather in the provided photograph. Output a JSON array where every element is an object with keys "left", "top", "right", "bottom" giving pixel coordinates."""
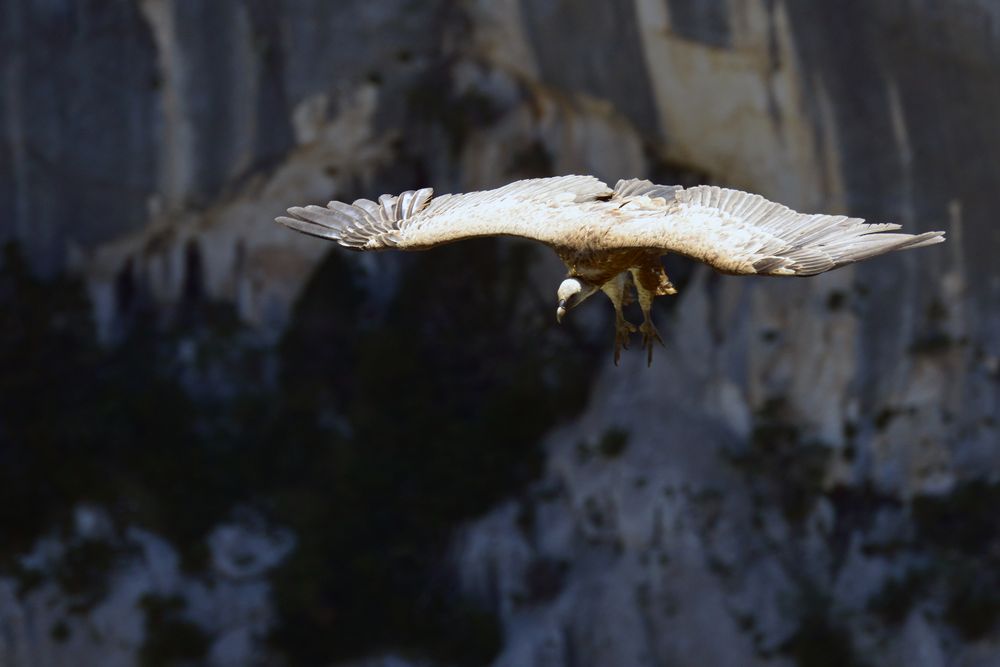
[{"left": 277, "top": 175, "right": 945, "bottom": 365}]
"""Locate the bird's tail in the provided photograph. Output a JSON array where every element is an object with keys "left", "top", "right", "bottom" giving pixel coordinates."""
[{"left": 276, "top": 188, "right": 434, "bottom": 250}]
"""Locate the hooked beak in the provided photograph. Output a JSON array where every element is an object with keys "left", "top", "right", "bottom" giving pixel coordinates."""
[{"left": 556, "top": 299, "right": 567, "bottom": 324}]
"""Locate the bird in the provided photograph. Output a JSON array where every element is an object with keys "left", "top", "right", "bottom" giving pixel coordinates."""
[{"left": 276, "top": 175, "right": 945, "bottom": 365}]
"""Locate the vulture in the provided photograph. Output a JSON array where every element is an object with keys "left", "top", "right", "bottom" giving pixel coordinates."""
[{"left": 277, "top": 175, "right": 945, "bottom": 365}]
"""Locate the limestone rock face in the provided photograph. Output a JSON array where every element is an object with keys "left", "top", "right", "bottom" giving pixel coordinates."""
[
  {"left": 2, "top": 0, "right": 999, "bottom": 665},
  {"left": 0, "top": 508, "right": 291, "bottom": 667}
]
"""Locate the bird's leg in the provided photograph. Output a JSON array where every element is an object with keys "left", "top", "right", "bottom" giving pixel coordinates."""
[
  {"left": 638, "top": 304, "right": 663, "bottom": 367},
  {"left": 621, "top": 271, "right": 637, "bottom": 306},
  {"left": 629, "top": 268, "right": 665, "bottom": 366},
  {"left": 614, "top": 310, "right": 639, "bottom": 365},
  {"left": 601, "top": 273, "right": 637, "bottom": 365}
]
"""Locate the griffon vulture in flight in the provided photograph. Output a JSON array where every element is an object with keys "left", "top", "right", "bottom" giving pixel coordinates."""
[{"left": 277, "top": 175, "right": 945, "bottom": 365}]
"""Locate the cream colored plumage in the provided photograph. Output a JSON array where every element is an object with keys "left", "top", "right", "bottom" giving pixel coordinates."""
[{"left": 277, "top": 175, "right": 945, "bottom": 365}]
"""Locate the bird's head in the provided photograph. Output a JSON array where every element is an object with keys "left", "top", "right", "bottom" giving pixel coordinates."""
[{"left": 556, "top": 277, "right": 598, "bottom": 323}]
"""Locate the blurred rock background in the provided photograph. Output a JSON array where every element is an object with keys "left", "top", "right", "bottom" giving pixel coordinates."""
[{"left": 2, "top": 1, "right": 999, "bottom": 665}]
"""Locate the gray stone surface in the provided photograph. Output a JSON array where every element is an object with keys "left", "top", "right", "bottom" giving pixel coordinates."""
[
  {"left": 1, "top": 0, "right": 446, "bottom": 270},
  {"left": 3, "top": 1, "right": 1000, "bottom": 665},
  {"left": 1, "top": 0, "right": 159, "bottom": 271}
]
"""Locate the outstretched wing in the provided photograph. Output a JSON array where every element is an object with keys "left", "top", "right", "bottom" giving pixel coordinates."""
[
  {"left": 604, "top": 180, "right": 945, "bottom": 275},
  {"left": 276, "top": 175, "right": 613, "bottom": 251}
]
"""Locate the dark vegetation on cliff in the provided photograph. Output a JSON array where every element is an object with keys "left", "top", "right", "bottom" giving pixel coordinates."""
[
  {"left": 0, "top": 240, "right": 598, "bottom": 665},
  {"left": 726, "top": 393, "right": 1000, "bottom": 663}
]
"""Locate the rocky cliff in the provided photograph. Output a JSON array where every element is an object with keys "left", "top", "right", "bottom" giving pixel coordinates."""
[{"left": 2, "top": 1, "right": 999, "bottom": 666}]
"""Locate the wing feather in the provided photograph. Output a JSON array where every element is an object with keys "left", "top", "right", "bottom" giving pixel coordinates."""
[
  {"left": 276, "top": 175, "right": 613, "bottom": 251},
  {"left": 278, "top": 177, "right": 945, "bottom": 274},
  {"left": 611, "top": 178, "right": 681, "bottom": 203},
  {"left": 602, "top": 184, "right": 945, "bottom": 275}
]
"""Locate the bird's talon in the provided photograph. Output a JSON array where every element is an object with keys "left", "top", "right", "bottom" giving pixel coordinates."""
[
  {"left": 639, "top": 321, "right": 663, "bottom": 346},
  {"left": 639, "top": 320, "right": 663, "bottom": 366},
  {"left": 613, "top": 317, "right": 636, "bottom": 362}
]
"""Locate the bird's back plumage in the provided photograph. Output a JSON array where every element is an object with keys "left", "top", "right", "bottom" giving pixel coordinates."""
[{"left": 277, "top": 175, "right": 945, "bottom": 276}]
